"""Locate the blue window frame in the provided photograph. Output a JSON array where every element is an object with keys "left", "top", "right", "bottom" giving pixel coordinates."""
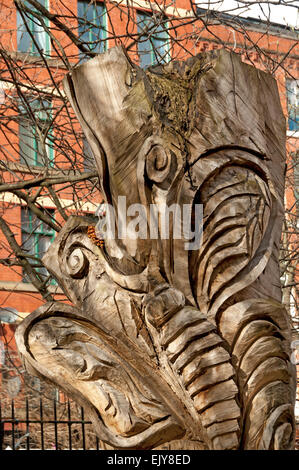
[
  {"left": 78, "top": 1, "right": 106, "bottom": 56},
  {"left": 286, "top": 79, "right": 299, "bottom": 132},
  {"left": 21, "top": 207, "right": 55, "bottom": 283},
  {"left": 17, "top": 0, "right": 50, "bottom": 55},
  {"left": 137, "top": 12, "right": 170, "bottom": 68},
  {"left": 19, "top": 98, "right": 53, "bottom": 167}
]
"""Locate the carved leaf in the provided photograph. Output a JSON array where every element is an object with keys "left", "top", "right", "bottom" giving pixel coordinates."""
[{"left": 16, "top": 302, "right": 185, "bottom": 450}]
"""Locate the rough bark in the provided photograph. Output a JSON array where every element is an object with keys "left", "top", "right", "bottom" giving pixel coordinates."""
[{"left": 16, "top": 47, "right": 296, "bottom": 450}]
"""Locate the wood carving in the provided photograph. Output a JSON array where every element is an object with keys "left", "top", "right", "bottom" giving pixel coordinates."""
[{"left": 16, "top": 48, "right": 296, "bottom": 450}]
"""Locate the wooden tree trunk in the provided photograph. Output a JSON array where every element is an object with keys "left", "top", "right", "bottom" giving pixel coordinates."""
[{"left": 16, "top": 48, "right": 296, "bottom": 450}]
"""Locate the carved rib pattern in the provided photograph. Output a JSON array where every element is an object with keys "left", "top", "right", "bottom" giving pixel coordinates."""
[
  {"left": 164, "top": 310, "right": 241, "bottom": 450},
  {"left": 186, "top": 159, "right": 296, "bottom": 449},
  {"left": 189, "top": 163, "right": 272, "bottom": 320},
  {"left": 144, "top": 287, "right": 241, "bottom": 450},
  {"left": 218, "top": 299, "right": 296, "bottom": 449}
]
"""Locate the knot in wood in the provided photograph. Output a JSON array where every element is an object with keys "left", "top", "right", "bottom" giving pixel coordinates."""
[{"left": 146, "top": 145, "right": 171, "bottom": 184}]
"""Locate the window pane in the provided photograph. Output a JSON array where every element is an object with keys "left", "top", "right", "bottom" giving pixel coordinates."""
[
  {"left": 21, "top": 208, "right": 55, "bottom": 283},
  {"left": 19, "top": 119, "right": 35, "bottom": 166},
  {"left": 32, "top": 15, "right": 47, "bottom": 53},
  {"left": 19, "top": 98, "right": 52, "bottom": 167},
  {"left": 35, "top": 133, "right": 46, "bottom": 166},
  {"left": 78, "top": 1, "right": 90, "bottom": 46},
  {"left": 78, "top": 1, "right": 106, "bottom": 55},
  {"left": 38, "top": 235, "right": 52, "bottom": 258},
  {"left": 152, "top": 38, "right": 170, "bottom": 65},
  {"left": 138, "top": 38, "right": 153, "bottom": 69},
  {"left": 17, "top": 9, "right": 32, "bottom": 53},
  {"left": 32, "top": 98, "right": 51, "bottom": 117},
  {"left": 21, "top": 233, "right": 35, "bottom": 257},
  {"left": 137, "top": 12, "right": 169, "bottom": 68},
  {"left": 41, "top": 216, "right": 55, "bottom": 235},
  {"left": 21, "top": 207, "right": 30, "bottom": 232},
  {"left": 32, "top": 215, "right": 43, "bottom": 234},
  {"left": 17, "top": 0, "right": 49, "bottom": 55},
  {"left": 137, "top": 12, "right": 153, "bottom": 68},
  {"left": 36, "top": 98, "right": 52, "bottom": 166},
  {"left": 37, "top": 265, "right": 50, "bottom": 281},
  {"left": 286, "top": 79, "right": 299, "bottom": 131}
]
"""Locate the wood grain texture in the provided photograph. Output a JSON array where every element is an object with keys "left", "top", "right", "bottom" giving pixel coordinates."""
[{"left": 16, "top": 47, "right": 296, "bottom": 450}]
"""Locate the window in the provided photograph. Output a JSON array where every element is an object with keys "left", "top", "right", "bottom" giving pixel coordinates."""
[
  {"left": 82, "top": 137, "right": 94, "bottom": 171},
  {"left": 78, "top": 1, "right": 106, "bottom": 56},
  {"left": 286, "top": 79, "right": 299, "bottom": 132},
  {"left": 21, "top": 208, "right": 55, "bottom": 283},
  {"left": 19, "top": 98, "right": 53, "bottom": 167},
  {"left": 17, "top": 0, "right": 50, "bottom": 55},
  {"left": 137, "top": 12, "right": 170, "bottom": 68}
]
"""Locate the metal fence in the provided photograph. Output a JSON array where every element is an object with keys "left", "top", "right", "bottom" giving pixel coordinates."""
[
  {"left": 1, "top": 398, "right": 299, "bottom": 450},
  {"left": 0, "top": 398, "right": 101, "bottom": 450}
]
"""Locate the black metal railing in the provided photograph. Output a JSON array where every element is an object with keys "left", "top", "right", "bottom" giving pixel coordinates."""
[
  {"left": 0, "top": 398, "right": 101, "bottom": 450},
  {"left": 1, "top": 398, "right": 298, "bottom": 450}
]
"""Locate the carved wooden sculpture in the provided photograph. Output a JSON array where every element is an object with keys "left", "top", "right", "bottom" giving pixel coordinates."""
[{"left": 16, "top": 48, "right": 296, "bottom": 450}]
